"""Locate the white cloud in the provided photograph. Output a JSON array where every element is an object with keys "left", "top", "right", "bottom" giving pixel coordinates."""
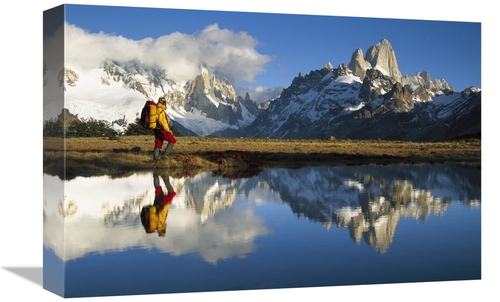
[{"left": 61, "top": 22, "right": 272, "bottom": 84}]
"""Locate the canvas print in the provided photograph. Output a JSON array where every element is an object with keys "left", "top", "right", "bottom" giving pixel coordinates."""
[{"left": 43, "top": 4, "right": 481, "bottom": 299}]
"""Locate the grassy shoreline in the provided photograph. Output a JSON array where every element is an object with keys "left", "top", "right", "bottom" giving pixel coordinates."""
[{"left": 43, "top": 136, "right": 481, "bottom": 179}]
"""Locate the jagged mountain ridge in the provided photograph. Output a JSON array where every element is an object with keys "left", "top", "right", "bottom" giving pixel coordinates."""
[
  {"left": 48, "top": 60, "right": 260, "bottom": 136},
  {"left": 47, "top": 38, "right": 481, "bottom": 141},
  {"left": 242, "top": 39, "right": 480, "bottom": 141}
]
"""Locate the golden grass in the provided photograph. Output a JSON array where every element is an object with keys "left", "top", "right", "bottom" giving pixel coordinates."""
[{"left": 43, "top": 135, "right": 481, "bottom": 178}]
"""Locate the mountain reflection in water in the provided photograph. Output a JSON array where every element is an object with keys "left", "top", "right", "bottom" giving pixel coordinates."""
[{"left": 43, "top": 163, "right": 481, "bottom": 296}]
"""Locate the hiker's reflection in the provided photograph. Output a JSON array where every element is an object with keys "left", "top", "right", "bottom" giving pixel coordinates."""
[{"left": 140, "top": 172, "right": 176, "bottom": 237}]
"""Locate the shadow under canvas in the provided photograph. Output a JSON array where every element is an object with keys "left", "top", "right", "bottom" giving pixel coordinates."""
[{"left": 3, "top": 267, "right": 43, "bottom": 287}]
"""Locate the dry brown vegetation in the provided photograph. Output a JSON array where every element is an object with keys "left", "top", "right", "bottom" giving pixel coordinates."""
[{"left": 43, "top": 135, "right": 481, "bottom": 179}]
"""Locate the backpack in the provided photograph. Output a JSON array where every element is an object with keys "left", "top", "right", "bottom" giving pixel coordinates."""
[
  {"left": 139, "top": 100, "right": 157, "bottom": 129},
  {"left": 140, "top": 205, "right": 154, "bottom": 233}
]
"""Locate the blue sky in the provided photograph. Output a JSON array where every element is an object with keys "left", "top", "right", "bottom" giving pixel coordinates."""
[{"left": 59, "top": 4, "right": 481, "bottom": 102}]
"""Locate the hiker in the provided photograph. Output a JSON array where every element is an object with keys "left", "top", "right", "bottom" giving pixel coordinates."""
[
  {"left": 140, "top": 172, "right": 176, "bottom": 237},
  {"left": 152, "top": 96, "right": 177, "bottom": 160}
]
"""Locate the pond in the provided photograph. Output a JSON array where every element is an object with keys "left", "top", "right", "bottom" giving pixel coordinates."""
[{"left": 43, "top": 163, "right": 481, "bottom": 298}]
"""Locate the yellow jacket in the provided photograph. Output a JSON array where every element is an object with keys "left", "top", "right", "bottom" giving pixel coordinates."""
[
  {"left": 147, "top": 204, "right": 170, "bottom": 235},
  {"left": 153, "top": 102, "right": 171, "bottom": 132}
]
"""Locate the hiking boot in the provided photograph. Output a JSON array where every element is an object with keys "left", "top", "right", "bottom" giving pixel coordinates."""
[
  {"left": 153, "top": 148, "right": 160, "bottom": 161},
  {"left": 164, "top": 142, "right": 174, "bottom": 155}
]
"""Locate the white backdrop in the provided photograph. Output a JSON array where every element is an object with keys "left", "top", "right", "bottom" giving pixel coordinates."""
[{"left": 1, "top": 1, "right": 495, "bottom": 301}]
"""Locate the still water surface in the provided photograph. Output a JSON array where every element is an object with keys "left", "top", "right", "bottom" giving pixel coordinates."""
[{"left": 43, "top": 163, "right": 481, "bottom": 298}]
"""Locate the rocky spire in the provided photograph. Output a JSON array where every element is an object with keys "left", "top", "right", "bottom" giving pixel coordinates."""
[
  {"left": 348, "top": 48, "right": 372, "bottom": 80},
  {"left": 364, "top": 39, "right": 402, "bottom": 82}
]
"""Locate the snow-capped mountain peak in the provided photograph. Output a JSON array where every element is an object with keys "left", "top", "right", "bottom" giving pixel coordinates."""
[
  {"left": 44, "top": 59, "right": 260, "bottom": 135},
  {"left": 43, "top": 38, "right": 480, "bottom": 141}
]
